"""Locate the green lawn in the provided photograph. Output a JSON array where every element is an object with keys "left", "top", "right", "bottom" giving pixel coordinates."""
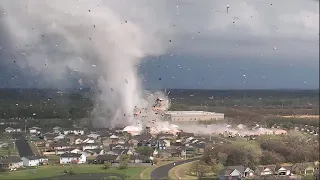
[
  {"left": 0, "top": 165, "right": 146, "bottom": 180},
  {"left": 0, "top": 136, "right": 18, "bottom": 156}
]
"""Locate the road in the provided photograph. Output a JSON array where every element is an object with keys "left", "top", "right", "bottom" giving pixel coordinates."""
[
  {"left": 151, "top": 158, "right": 199, "bottom": 180},
  {"left": 12, "top": 133, "right": 34, "bottom": 157}
]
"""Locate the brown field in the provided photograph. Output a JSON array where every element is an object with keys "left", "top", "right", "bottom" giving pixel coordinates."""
[{"left": 280, "top": 115, "right": 319, "bottom": 119}]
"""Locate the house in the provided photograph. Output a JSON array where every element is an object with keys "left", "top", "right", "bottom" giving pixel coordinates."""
[
  {"left": 276, "top": 165, "right": 292, "bottom": 176},
  {"left": 218, "top": 165, "right": 254, "bottom": 180},
  {"left": 109, "top": 143, "right": 132, "bottom": 151},
  {"left": 157, "top": 133, "right": 174, "bottom": 140},
  {"left": 130, "top": 155, "right": 151, "bottom": 163},
  {"left": 21, "top": 156, "right": 48, "bottom": 167},
  {"left": 82, "top": 143, "right": 100, "bottom": 150},
  {"left": 60, "top": 153, "right": 86, "bottom": 164},
  {"left": 102, "top": 135, "right": 119, "bottom": 146},
  {"left": 95, "top": 155, "right": 118, "bottom": 164},
  {"left": 107, "top": 149, "right": 133, "bottom": 156},
  {"left": 218, "top": 168, "right": 242, "bottom": 180},
  {"left": 0, "top": 156, "right": 23, "bottom": 170},
  {"left": 50, "top": 142, "right": 71, "bottom": 150},
  {"left": 55, "top": 148, "right": 78, "bottom": 155},
  {"left": 87, "top": 133, "right": 100, "bottom": 139},
  {"left": 29, "top": 127, "right": 41, "bottom": 134},
  {"left": 53, "top": 135, "right": 65, "bottom": 141},
  {"left": 230, "top": 165, "right": 254, "bottom": 177},
  {"left": 291, "top": 162, "right": 316, "bottom": 175},
  {"left": 52, "top": 126, "right": 61, "bottom": 133},
  {"left": 5, "top": 127, "right": 21, "bottom": 133},
  {"left": 159, "top": 149, "right": 182, "bottom": 158},
  {"left": 255, "top": 165, "right": 276, "bottom": 176},
  {"left": 82, "top": 138, "right": 96, "bottom": 144},
  {"left": 84, "top": 149, "right": 105, "bottom": 157},
  {"left": 63, "top": 129, "right": 84, "bottom": 135},
  {"left": 70, "top": 148, "right": 82, "bottom": 154}
]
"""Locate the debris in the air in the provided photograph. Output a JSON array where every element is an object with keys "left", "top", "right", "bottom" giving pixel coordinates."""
[
  {"left": 33, "top": 113, "right": 36, "bottom": 116},
  {"left": 169, "top": 40, "right": 172, "bottom": 42},
  {"left": 125, "top": 20, "right": 127, "bottom": 23},
  {"left": 159, "top": 78, "right": 162, "bottom": 80},
  {"left": 93, "top": 25, "right": 96, "bottom": 28},
  {"left": 125, "top": 79, "right": 128, "bottom": 84},
  {"left": 273, "top": 46, "right": 277, "bottom": 50},
  {"left": 88, "top": 10, "right": 91, "bottom": 12},
  {"left": 16, "top": 104, "right": 18, "bottom": 106},
  {"left": 227, "top": 5, "right": 230, "bottom": 13},
  {"left": 89, "top": 38, "right": 92, "bottom": 41},
  {"left": 91, "top": 65, "right": 96, "bottom": 67}
]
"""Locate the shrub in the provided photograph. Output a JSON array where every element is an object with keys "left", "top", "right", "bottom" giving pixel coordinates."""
[{"left": 103, "top": 162, "right": 112, "bottom": 169}]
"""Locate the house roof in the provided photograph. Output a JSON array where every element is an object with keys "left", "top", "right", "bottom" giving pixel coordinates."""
[
  {"left": 23, "top": 156, "right": 48, "bottom": 160},
  {"left": 96, "top": 155, "right": 118, "bottom": 161},
  {"left": 85, "top": 149, "right": 103, "bottom": 154},
  {"left": 133, "top": 134, "right": 152, "bottom": 141},
  {"left": 225, "top": 165, "right": 245, "bottom": 173},
  {"left": 109, "top": 135, "right": 119, "bottom": 139},
  {"left": 130, "top": 155, "right": 149, "bottom": 161},
  {"left": 218, "top": 169, "right": 236, "bottom": 176},
  {"left": 60, "top": 153, "right": 82, "bottom": 158},
  {"left": 111, "top": 149, "right": 130, "bottom": 155},
  {"left": 0, "top": 156, "right": 22, "bottom": 164}
]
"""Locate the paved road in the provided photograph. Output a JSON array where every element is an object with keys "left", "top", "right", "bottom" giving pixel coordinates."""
[
  {"left": 151, "top": 158, "right": 199, "bottom": 180},
  {"left": 12, "top": 133, "right": 34, "bottom": 157}
]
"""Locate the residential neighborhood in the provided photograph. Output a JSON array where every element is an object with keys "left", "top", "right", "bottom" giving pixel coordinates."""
[{"left": 0, "top": 125, "right": 319, "bottom": 180}]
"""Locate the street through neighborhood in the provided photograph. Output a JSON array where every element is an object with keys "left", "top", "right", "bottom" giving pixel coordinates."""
[{"left": 151, "top": 158, "right": 199, "bottom": 180}]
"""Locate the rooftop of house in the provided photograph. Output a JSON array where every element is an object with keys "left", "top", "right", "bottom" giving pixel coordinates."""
[
  {"left": 96, "top": 154, "right": 118, "bottom": 161},
  {"left": 60, "top": 153, "right": 82, "bottom": 158},
  {"left": 0, "top": 156, "right": 22, "bottom": 164},
  {"left": 84, "top": 149, "right": 103, "bottom": 154},
  {"left": 22, "top": 155, "right": 48, "bottom": 160}
]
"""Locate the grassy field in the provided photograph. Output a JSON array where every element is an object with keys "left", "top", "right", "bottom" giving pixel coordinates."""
[
  {"left": 0, "top": 134, "right": 18, "bottom": 156},
  {"left": 0, "top": 164, "right": 146, "bottom": 180},
  {"left": 168, "top": 161, "right": 197, "bottom": 180}
]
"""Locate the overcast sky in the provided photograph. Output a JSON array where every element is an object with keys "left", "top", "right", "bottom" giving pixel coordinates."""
[{"left": 0, "top": 0, "right": 319, "bottom": 89}]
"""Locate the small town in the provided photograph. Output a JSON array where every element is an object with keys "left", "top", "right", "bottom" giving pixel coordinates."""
[{"left": 0, "top": 123, "right": 319, "bottom": 180}]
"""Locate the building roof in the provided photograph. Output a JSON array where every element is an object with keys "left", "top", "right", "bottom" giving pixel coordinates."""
[
  {"left": 165, "top": 111, "right": 224, "bottom": 117},
  {"left": 0, "top": 156, "right": 22, "bottom": 164},
  {"left": 60, "top": 153, "right": 82, "bottom": 158},
  {"left": 225, "top": 165, "right": 245, "bottom": 173},
  {"left": 85, "top": 149, "right": 103, "bottom": 154},
  {"left": 23, "top": 156, "right": 48, "bottom": 160},
  {"left": 96, "top": 155, "right": 118, "bottom": 161}
]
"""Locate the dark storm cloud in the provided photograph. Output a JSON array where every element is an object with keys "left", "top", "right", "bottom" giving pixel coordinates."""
[{"left": 0, "top": 0, "right": 319, "bottom": 89}]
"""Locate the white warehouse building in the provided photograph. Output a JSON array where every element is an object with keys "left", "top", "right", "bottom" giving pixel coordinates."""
[{"left": 164, "top": 111, "right": 224, "bottom": 122}]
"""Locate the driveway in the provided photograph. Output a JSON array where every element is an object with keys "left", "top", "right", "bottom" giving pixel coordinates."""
[{"left": 151, "top": 158, "right": 199, "bottom": 180}]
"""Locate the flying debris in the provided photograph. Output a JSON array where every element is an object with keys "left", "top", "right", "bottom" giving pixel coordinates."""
[
  {"left": 226, "top": 5, "right": 230, "bottom": 13},
  {"left": 125, "top": 79, "right": 128, "bottom": 84}
]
